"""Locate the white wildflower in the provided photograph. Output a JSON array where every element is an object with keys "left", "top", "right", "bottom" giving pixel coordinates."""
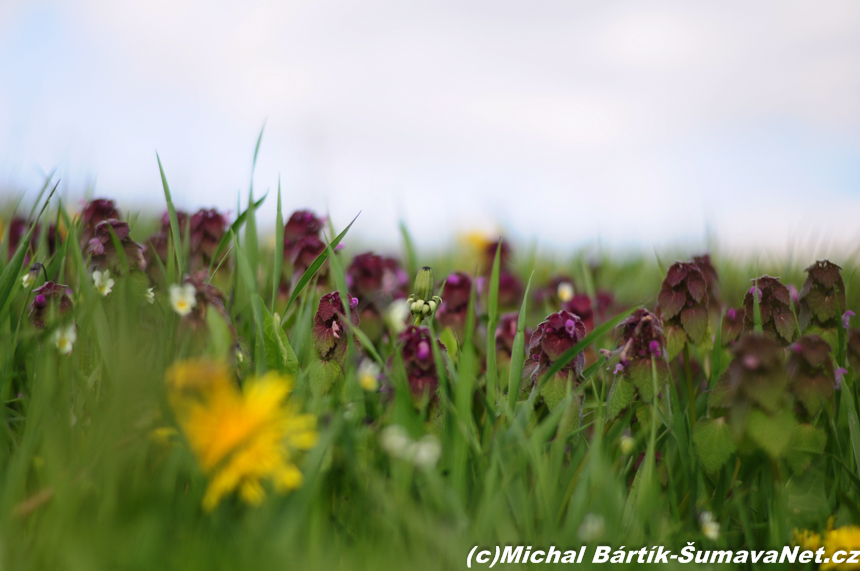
[
  {"left": 92, "top": 269, "right": 115, "bottom": 297},
  {"left": 385, "top": 299, "right": 410, "bottom": 334},
  {"left": 700, "top": 511, "right": 720, "bottom": 541},
  {"left": 358, "top": 360, "right": 380, "bottom": 392},
  {"left": 52, "top": 323, "right": 77, "bottom": 355},
  {"left": 169, "top": 283, "right": 197, "bottom": 317},
  {"left": 408, "top": 435, "right": 442, "bottom": 469},
  {"left": 557, "top": 281, "right": 575, "bottom": 303},
  {"left": 577, "top": 513, "right": 606, "bottom": 542},
  {"left": 381, "top": 425, "right": 411, "bottom": 458}
]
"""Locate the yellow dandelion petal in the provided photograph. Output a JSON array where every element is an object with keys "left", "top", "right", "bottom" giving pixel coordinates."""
[
  {"left": 166, "top": 360, "right": 317, "bottom": 512},
  {"left": 822, "top": 526, "right": 860, "bottom": 570}
]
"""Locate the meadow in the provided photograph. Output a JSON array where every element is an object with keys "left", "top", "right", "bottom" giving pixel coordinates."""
[{"left": 1, "top": 162, "right": 859, "bottom": 570}]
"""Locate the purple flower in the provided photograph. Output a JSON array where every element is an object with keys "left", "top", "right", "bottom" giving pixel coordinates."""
[
  {"left": 522, "top": 310, "right": 587, "bottom": 387},
  {"left": 29, "top": 282, "right": 73, "bottom": 329},
  {"left": 394, "top": 326, "right": 447, "bottom": 401},
  {"left": 346, "top": 252, "right": 409, "bottom": 313},
  {"left": 656, "top": 261, "right": 709, "bottom": 347},
  {"left": 614, "top": 363, "right": 625, "bottom": 375},
  {"left": 798, "top": 260, "right": 847, "bottom": 330},
  {"left": 843, "top": 310, "right": 855, "bottom": 330},
  {"left": 312, "top": 291, "right": 361, "bottom": 365},
  {"left": 435, "top": 272, "right": 473, "bottom": 336},
  {"left": 86, "top": 219, "right": 146, "bottom": 273},
  {"left": 835, "top": 367, "right": 848, "bottom": 389},
  {"left": 649, "top": 340, "right": 661, "bottom": 357},
  {"left": 80, "top": 199, "right": 121, "bottom": 245},
  {"left": 743, "top": 276, "right": 796, "bottom": 345}
]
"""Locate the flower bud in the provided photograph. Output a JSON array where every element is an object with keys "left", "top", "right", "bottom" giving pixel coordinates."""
[{"left": 412, "top": 267, "right": 435, "bottom": 303}]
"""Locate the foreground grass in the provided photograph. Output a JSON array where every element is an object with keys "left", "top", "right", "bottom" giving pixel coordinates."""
[{"left": 0, "top": 178, "right": 859, "bottom": 570}]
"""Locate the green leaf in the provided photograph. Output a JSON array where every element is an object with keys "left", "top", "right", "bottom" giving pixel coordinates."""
[
  {"left": 785, "top": 424, "right": 826, "bottom": 474},
  {"left": 0, "top": 181, "right": 58, "bottom": 318},
  {"left": 666, "top": 325, "right": 687, "bottom": 361},
  {"left": 245, "top": 188, "right": 259, "bottom": 285},
  {"left": 680, "top": 305, "right": 708, "bottom": 344},
  {"left": 309, "top": 357, "right": 342, "bottom": 398},
  {"left": 262, "top": 305, "right": 298, "bottom": 376},
  {"left": 607, "top": 376, "right": 636, "bottom": 419},
  {"left": 281, "top": 212, "right": 359, "bottom": 323},
  {"left": 692, "top": 417, "right": 736, "bottom": 474},
  {"left": 746, "top": 408, "right": 797, "bottom": 458}
]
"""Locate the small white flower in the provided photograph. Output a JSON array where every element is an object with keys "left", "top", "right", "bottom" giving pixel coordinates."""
[
  {"left": 408, "top": 435, "right": 442, "bottom": 469},
  {"left": 92, "top": 269, "right": 115, "bottom": 297},
  {"left": 144, "top": 287, "right": 155, "bottom": 304},
  {"left": 21, "top": 272, "right": 34, "bottom": 288},
  {"left": 700, "top": 511, "right": 720, "bottom": 541},
  {"left": 385, "top": 299, "right": 410, "bottom": 334},
  {"left": 557, "top": 281, "right": 575, "bottom": 303},
  {"left": 358, "top": 360, "right": 380, "bottom": 392},
  {"left": 52, "top": 323, "right": 77, "bottom": 355},
  {"left": 381, "top": 425, "right": 411, "bottom": 458},
  {"left": 169, "top": 283, "right": 198, "bottom": 316},
  {"left": 577, "top": 513, "right": 605, "bottom": 542}
]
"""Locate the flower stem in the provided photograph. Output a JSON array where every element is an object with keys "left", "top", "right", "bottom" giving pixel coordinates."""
[{"left": 683, "top": 343, "right": 696, "bottom": 426}]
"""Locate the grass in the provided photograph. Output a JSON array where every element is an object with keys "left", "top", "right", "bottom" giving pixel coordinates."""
[{"left": 0, "top": 171, "right": 859, "bottom": 570}]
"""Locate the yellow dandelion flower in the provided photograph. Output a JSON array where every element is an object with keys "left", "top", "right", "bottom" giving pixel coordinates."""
[
  {"left": 792, "top": 528, "right": 823, "bottom": 552},
  {"left": 459, "top": 230, "right": 494, "bottom": 253},
  {"left": 822, "top": 526, "right": 860, "bottom": 570},
  {"left": 166, "top": 360, "right": 318, "bottom": 512}
]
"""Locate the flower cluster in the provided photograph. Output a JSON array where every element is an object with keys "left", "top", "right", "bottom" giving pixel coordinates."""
[
  {"left": 29, "top": 281, "right": 73, "bottom": 329},
  {"left": 798, "top": 260, "right": 847, "bottom": 330},
  {"left": 86, "top": 219, "right": 147, "bottom": 273},
  {"left": 656, "top": 261, "right": 710, "bottom": 354},
  {"left": 283, "top": 210, "right": 327, "bottom": 280},
  {"left": 395, "top": 326, "right": 446, "bottom": 401},
  {"left": 743, "top": 275, "right": 797, "bottom": 344},
  {"left": 787, "top": 335, "right": 836, "bottom": 418},
  {"left": 435, "top": 272, "right": 472, "bottom": 335},
  {"left": 80, "top": 199, "right": 121, "bottom": 245},
  {"left": 523, "top": 310, "right": 587, "bottom": 408},
  {"left": 312, "top": 291, "right": 361, "bottom": 365},
  {"left": 608, "top": 309, "right": 666, "bottom": 415},
  {"left": 146, "top": 208, "right": 228, "bottom": 271},
  {"left": 166, "top": 359, "right": 317, "bottom": 511}
]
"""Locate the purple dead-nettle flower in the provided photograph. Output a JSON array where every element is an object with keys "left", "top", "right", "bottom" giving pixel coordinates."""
[
  {"left": 189, "top": 208, "right": 228, "bottom": 266},
  {"left": 563, "top": 294, "right": 595, "bottom": 332},
  {"left": 313, "top": 291, "right": 361, "bottom": 366},
  {"left": 748, "top": 286, "right": 762, "bottom": 302},
  {"left": 284, "top": 210, "right": 325, "bottom": 246},
  {"left": 289, "top": 235, "right": 327, "bottom": 278},
  {"left": 743, "top": 276, "right": 797, "bottom": 345},
  {"left": 346, "top": 252, "right": 409, "bottom": 312},
  {"left": 612, "top": 309, "right": 667, "bottom": 404},
  {"left": 435, "top": 272, "right": 473, "bottom": 335},
  {"left": 523, "top": 310, "right": 587, "bottom": 388},
  {"left": 29, "top": 282, "right": 73, "bottom": 329},
  {"left": 495, "top": 312, "right": 525, "bottom": 358},
  {"left": 798, "top": 260, "right": 847, "bottom": 331},
  {"left": 655, "top": 261, "right": 710, "bottom": 353},
  {"left": 80, "top": 199, "right": 121, "bottom": 245},
  {"left": 692, "top": 254, "right": 721, "bottom": 311},
  {"left": 721, "top": 307, "right": 744, "bottom": 346},
  {"left": 614, "top": 363, "right": 625, "bottom": 375},
  {"left": 835, "top": 367, "right": 848, "bottom": 389},
  {"left": 394, "top": 326, "right": 447, "bottom": 401},
  {"left": 788, "top": 284, "right": 799, "bottom": 305},
  {"left": 709, "top": 334, "right": 791, "bottom": 425},
  {"left": 786, "top": 334, "right": 836, "bottom": 418},
  {"left": 842, "top": 311, "right": 855, "bottom": 330},
  {"left": 86, "top": 219, "right": 146, "bottom": 273}
]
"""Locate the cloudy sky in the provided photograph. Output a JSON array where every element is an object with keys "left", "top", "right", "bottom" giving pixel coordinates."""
[{"left": 1, "top": 0, "right": 859, "bottom": 255}]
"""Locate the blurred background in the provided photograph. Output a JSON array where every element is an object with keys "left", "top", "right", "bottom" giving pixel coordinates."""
[{"left": 1, "top": 0, "right": 859, "bottom": 255}]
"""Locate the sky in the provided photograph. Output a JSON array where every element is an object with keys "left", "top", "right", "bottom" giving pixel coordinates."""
[{"left": 1, "top": 0, "right": 859, "bottom": 256}]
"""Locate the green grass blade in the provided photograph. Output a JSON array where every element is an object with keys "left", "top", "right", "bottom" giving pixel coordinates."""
[
  {"left": 208, "top": 192, "right": 269, "bottom": 274},
  {"left": 508, "top": 271, "right": 533, "bottom": 410},
  {"left": 245, "top": 188, "right": 259, "bottom": 282},
  {"left": 156, "top": 153, "right": 184, "bottom": 277},
  {"left": 271, "top": 178, "right": 285, "bottom": 311},
  {"left": 280, "top": 212, "right": 359, "bottom": 324},
  {"left": 485, "top": 240, "right": 502, "bottom": 404},
  {"left": 0, "top": 181, "right": 58, "bottom": 318}
]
